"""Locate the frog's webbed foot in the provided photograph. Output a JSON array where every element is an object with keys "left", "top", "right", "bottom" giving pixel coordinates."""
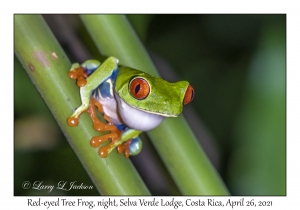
[
  {"left": 117, "top": 140, "right": 132, "bottom": 158},
  {"left": 68, "top": 63, "right": 88, "bottom": 87},
  {"left": 91, "top": 136, "right": 131, "bottom": 158},
  {"left": 93, "top": 131, "right": 143, "bottom": 158},
  {"left": 99, "top": 137, "right": 143, "bottom": 158},
  {"left": 90, "top": 133, "right": 123, "bottom": 158}
]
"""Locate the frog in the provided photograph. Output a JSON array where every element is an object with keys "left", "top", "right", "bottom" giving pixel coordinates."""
[{"left": 67, "top": 56, "right": 194, "bottom": 158}]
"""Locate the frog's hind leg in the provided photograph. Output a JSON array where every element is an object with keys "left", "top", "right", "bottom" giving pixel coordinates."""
[{"left": 86, "top": 97, "right": 122, "bottom": 133}]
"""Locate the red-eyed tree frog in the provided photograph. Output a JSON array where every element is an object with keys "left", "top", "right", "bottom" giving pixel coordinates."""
[{"left": 67, "top": 57, "right": 194, "bottom": 158}]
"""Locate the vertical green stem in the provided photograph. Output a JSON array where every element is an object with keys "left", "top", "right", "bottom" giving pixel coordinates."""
[
  {"left": 14, "top": 14, "right": 150, "bottom": 195},
  {"left": 81, "top": 14, "right": 229, "bottom": 195}
]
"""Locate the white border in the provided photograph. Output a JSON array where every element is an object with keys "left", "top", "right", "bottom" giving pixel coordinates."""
[{"left": 5, "top": 0, "right": 300, "bottom": 209}]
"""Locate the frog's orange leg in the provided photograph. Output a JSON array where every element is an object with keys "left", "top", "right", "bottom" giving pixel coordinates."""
[
  {"left": 84, "top": 97, "right": 123, "bottom": 158},
  {"left": 86, "top": 97, "right": 120, "bottom": 132}
]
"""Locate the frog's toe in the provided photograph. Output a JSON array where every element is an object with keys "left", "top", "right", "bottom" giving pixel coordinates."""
[
  {"left": 92, "top": 121, "right": 104, "bottom": 132},
  {"left": 77, "top": 76, "right": 87, "bottom": 87},
  {"left": 99, "top": 146, "right": 109, "bottom": 158},
  {"left": 98, "top": 141, "right": 119, "bottom": 158},
  {"left": 90, "top": 135, "right": 110, "bottom": 148},
  {"left": 115, "top": 139, "right": 131, "bottom": 158},
  {"left": 67, "top": 116, "right": 79, "bottom": 127}
]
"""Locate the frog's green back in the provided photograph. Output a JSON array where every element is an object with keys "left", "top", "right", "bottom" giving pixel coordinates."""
[{"left": 115, "top": 66, "right": 189, "bottom": 117}]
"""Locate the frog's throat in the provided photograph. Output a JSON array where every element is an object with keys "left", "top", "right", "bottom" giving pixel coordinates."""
[{"left": 115, "top": 94, "right": 165, "bottom": 132}]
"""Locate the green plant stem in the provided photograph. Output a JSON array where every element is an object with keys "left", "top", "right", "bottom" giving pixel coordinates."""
[
  {"left": 14, "top": 14, "right": 150, "bottom": 195},
  {"left": 81, "top": 14, "right": 229, "bottom": 195}
]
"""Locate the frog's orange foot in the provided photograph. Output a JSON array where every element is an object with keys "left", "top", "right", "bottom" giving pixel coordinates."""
[
  {"left": 97, "top": 139, "right": 126, "bottom": 158},
  {"left": 117, "top": 140, "right": 132, "bottom": 158},
  {"left": 68, "top": 67, "right": 88, "bottom": 87},
  {"left": 67, "top": 116, "right": 79, "bottom": 127},
  {"left": 90, "top": 132, "right": 121, "bottom": 148},
  {"left": 90, "top": 132, "right": 122, "bottom": 158}
]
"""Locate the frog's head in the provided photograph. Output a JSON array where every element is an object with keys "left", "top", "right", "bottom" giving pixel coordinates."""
[{"left": 115, "top": 67, "right": 194, "bottom": 117}]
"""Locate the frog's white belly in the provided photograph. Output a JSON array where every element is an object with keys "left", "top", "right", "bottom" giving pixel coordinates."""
[
  {"left": 115, "top": 94, "right": 165, "bottom": 131},
  {"left": 98, "top": 97, "right": 124, "bottom": 125}
]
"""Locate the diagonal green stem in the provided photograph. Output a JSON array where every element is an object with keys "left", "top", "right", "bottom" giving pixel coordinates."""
[
  {"left": 81, "top": 14, "right": 229, "bottom": 195},
  {"left": 14, "top": 14, "right": 150, "bottom": 195}
]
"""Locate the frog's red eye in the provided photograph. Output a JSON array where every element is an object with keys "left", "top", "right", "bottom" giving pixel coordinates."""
[
  {"left": 129, "top": 77, "right": 150, "bottom": 100},
  {"left": 183, "top": 85, "right": 194, "bottom": 105}
]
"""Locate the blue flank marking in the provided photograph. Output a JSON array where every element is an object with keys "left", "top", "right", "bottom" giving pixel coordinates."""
[
  {"left": 97, "top": 80, "right": 113, "bottom": 99},
  {"left": 91, "top": 68, "right": 119, "bottom": 100}
]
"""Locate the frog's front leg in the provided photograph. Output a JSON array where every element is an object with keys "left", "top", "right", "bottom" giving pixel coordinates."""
[
  {"left": 68, "top": 60, "right": 102, "bottom": 87},
  {"left": 67, "top": 86, "right": 94, "bottom": 126},
  {"left": 91, "top": 129, "right": 142, "bottom": 158},
  {"left": 67, "top": 57, "right": 118, "bottom": 127}
]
